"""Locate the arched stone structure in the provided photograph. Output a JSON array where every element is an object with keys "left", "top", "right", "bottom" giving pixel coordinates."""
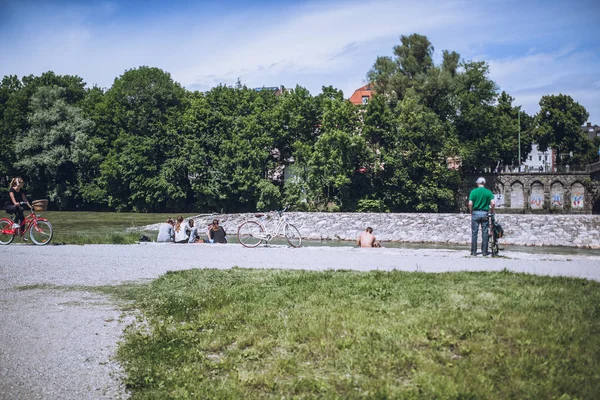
[
  {"left": 462, "top": 172, "right": 599, "bottom": 214},
  {"left": 510, "top": 181, "right": 524, "bottom": 209},
  {"left": 492, "top": 182, "right": 505, "bottom": 208}
]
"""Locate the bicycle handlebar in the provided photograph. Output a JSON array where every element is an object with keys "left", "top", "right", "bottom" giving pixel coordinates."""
[{"left": 276, "top": 205, "right": 290, "bottom": 217}]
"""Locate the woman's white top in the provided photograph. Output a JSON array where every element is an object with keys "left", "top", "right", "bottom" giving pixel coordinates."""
[{"left": 174, "top": 223, "right": 190, "bottom": 243}]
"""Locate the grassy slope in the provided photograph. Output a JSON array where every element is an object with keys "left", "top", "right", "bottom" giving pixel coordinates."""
[
  {"left": 97, "top": 269, "right": 600, "bottom": 399},
  {"left": 31, "top": 211, "right": 194, "bottom": 244}
]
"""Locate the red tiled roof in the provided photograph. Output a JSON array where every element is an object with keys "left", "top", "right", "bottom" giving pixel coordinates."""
[{"left": 349, "top": 83, "right": 375, "bottom": 105}]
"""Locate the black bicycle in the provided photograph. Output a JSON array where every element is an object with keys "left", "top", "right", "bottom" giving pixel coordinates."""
[{"left": 487, "top": 213, "right": 502, "bottom": 257}]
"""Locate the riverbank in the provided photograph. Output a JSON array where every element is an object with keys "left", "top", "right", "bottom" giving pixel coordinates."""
[{"left": 141, "top": 212, "right": 600, "bottom": 249}]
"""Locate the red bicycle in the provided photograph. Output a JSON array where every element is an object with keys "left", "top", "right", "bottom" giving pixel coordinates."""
[{"left": 0, "top": 206, "right": 53, "bottom": 245}]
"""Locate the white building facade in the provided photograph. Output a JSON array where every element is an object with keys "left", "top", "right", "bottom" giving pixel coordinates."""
[{"left": 519, "top": 144, "right": 553, "bottom": 172}]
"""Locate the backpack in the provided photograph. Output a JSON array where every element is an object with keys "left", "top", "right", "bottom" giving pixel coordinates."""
[
  {"left": 139, "top": 235, "right": 151, "bottom": 242},
  {"left": 493, "top": 222, "right": 504, "bottom": 239}
]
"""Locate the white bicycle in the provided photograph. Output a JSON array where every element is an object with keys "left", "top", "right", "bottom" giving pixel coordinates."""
[{"left": 237, "top": 206, "right": 302, "bottom": 248}]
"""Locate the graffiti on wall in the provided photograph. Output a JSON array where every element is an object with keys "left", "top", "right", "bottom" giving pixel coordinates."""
[
  {"left": 571, "top": 183, "right": 584, "bottom": 209},
  {"left": 494, "top": 193, "right": 504, "bottom": 208},
  {"left": 551, "top": 182, "right": 564, "bottom": 209},
  {"left": 551, "top": 193, "right": 563, "bottom": 208},
  {"left": 530, "top": 196, "right": 543, "bottom": 208},
  {"left": 530, "top": 183, "right": 544, "bottom": 210}
]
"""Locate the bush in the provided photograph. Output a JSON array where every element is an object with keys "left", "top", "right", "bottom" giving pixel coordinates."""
[
  {"left": 256, "top": 180, "right": 281, "bottom": 211},
  {"left": 356, "top": 198, "right": 389, "bottom": 213}
]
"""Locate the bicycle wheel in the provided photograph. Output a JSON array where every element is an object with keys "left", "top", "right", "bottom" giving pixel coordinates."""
[
  {"left": 0, "top": 220, "right": 15, "bottom": 245},
  {"left": 492, "top": 238, "right": 499, "bottom": 257},
  {"left": 237, "top": 221, "right": 264, "bottom": 248},
  {"left": 29, "top": 220, "right": 53, "bottom": 245},
  {"left": 488, "top": 233, "right": 498, "bottom": 257},
  {"left": 284, "top": 224, "right": 302, "bottom": 248}
]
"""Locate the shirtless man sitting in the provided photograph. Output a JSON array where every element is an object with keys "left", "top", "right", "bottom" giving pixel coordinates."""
[{"left": 357, "top": 227, "right": 377, "bottom": 248}]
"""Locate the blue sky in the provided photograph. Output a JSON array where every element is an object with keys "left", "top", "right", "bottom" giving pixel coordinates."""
[{"left": 1, "top": 0, "right": 599, "bottom": 122}]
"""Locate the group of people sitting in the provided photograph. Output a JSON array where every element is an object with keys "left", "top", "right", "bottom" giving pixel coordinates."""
[
  {"left": 157, "top": 216, "right": 228, "bottom": 244},
  {"left": 157, "top": 215, "right": 382, "bottom": 247}
]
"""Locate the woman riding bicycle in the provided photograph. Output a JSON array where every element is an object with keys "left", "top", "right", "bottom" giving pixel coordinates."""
[{"left": 4, "top": 177, "right": 32, "bottom": 231}]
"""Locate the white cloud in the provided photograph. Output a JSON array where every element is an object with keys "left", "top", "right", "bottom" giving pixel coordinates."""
[
  {"left": 487, "top": 48, "right": 600, "bottom": 122},
  {"left": 173, "top": 0, "right": 469, "bottom": 88},
  {"left": 0, "top": 0, "right": 468, "bottom": 88},
  {"left": 0, "top": 0, "right": 598, "bottom": 122}
]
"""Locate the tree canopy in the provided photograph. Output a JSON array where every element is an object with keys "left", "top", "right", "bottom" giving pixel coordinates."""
[{"left": 0, "top": 35, "right": 593, "bottom": 212}]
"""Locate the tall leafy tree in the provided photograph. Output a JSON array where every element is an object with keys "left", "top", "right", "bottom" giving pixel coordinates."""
[
  {"left": 0, "top": 72, "right": 86, "bottom": 189},
  {"left": 494, "top": 91, "right": 534, "bottom": 170},
  {"left": 14, "top": 85, "right": 92, "bottom": 209},
  {"left": 183, "top": 84, "right": 285, "bottom": 212},
  {"left": 453, "top": 61, "right": 500, "bottom": 172},
  {"left": 305, "top": 129, "right": 369, "bottom": 210},
  {"left": 535, "top": 94, "right": 589, "bottom": 166},
  {"left": 0, "top": 75, "right": 23, "bottom": 183},
  {"left": 380, "top": 90, "right": 459, "bottom": 212},
  {"left": 368, "top": 33, "right": 435, "bottom": 107},
  {"left": 96, "top": 66, "right": 187, "bottom": 211}
]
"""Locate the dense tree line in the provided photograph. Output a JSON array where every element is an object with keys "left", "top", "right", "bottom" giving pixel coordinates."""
[{"left": 1, "top": 34, "right": 596, "bottom": 212}]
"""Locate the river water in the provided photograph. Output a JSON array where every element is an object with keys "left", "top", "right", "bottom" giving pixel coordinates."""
[{"left": 227, "top": 237, "right": 600, "bottom": 256}]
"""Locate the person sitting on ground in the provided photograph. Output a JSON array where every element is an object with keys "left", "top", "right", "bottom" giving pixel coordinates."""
[
  {"left": 174, "top": 215, "right": 198, "bottom": 243},
  {"left": 4, "top": 177, "right": 32, "bottom": 232},
  {"left": 208, "top": 219, "right": 227, "bottom": 243},
  {"left": 357, "top": 227, "right": 377, "bottom": 248},
  {"left": 156, "top": 218, "right": 175, "bottom": 242},
  {"left": 186, "top": 219, "right": 200, "bottom": 243}
]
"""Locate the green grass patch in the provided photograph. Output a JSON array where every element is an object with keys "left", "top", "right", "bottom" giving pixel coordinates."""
[
  {"left": 26, "top": 211, "right": 194, "bottom": 244},
  {"left": 98, "top": 269, "right": 600, "bottom": 399},
  {"left": 15, "top": 283, "right": 61, "bottom": 291}
]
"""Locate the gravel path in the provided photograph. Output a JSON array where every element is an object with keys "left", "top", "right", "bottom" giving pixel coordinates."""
[{"left": 1, "top": 243, "right": 599, "bottom": 399}]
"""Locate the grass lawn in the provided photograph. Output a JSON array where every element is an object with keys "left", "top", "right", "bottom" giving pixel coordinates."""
[
  {"left": 97, "top": 269, "right": 600, "bottom": 399},
  {"left": 30, "top": 211, "right": 197, "bottom": 244}
]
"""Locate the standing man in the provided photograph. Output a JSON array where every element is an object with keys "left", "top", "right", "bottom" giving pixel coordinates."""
[{"left": 468, "top": 177, "right": 495, "bottom": 256}]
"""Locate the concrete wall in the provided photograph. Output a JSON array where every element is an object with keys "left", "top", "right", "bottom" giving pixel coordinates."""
[{"left": 188, "top": 212, "right": 600, "bottom": 249}]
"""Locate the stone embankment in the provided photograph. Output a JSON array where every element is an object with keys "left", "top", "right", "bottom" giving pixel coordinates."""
[{"left": 144, "top": 212, "right": 600, "bottom": 248}]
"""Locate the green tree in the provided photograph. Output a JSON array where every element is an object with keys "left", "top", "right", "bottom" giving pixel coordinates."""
[
  {"left": 14, "top": 85, "right": 92, "bottom": 209},
  {"left": 495, "top": 92, "right": 534, "bottom": 170},
  {"left": 289, "top": 92, "right": 370, "bottom": 211},
  {"left": 0, "top": 72, "right": 87, "bottom": 190},
  {"left": 305, "top": 129, "right": 369, "bottom": 210},
  {"left": 453, "top": 61, "right": 500, "bottom": 172},
  {"left": 183, "top": 84, "right": 285, "bottom": 212},
  {"left": 535, "top": 94, "right": 589, "bottom": 166},
  {"left": 380, "top": 91, "right": 459, "bottom": 212},
  {"left": 0, "top": 75, "right": 23, "bottom": 183},
  {"left": 96, "top": 66, "right": 187, "bottom": 211},
  {"left": 368, "top": 33, "right": 435, "bottom": 107}
]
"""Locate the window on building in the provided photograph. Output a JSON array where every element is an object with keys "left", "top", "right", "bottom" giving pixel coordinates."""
[
  {"left": 529, "top": 155, "right": 532, "bottom": 161},
  {"left": 539, "top": 155, "right": 542, "bottom": 161},
  {"left": 362, "top": 96, "right": 369, "bottom": 105}
]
